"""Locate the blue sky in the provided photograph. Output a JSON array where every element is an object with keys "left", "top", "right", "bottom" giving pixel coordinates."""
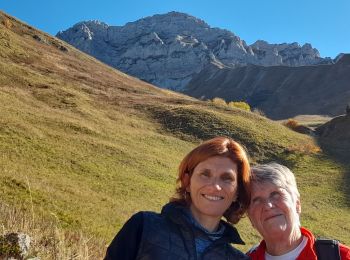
[{"left": 1, "top": 0, "right": 349, "bottom": 58}]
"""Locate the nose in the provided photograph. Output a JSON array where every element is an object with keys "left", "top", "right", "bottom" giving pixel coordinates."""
[
  {"left": 262, "top": 199, "right": 274, "bottom": 209},
  {"left": 214, "top": 183, "right": 222, "bottom": 191},
  {"left": 209, "top": 178, "right": 222, "bottom": 191}
]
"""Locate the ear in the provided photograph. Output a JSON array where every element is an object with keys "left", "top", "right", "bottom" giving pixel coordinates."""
[
  {"left": 296, "top": 199, "right": 301, "bottom": 215},
  {"left": 183, "top": 173, "right": 191, "bottom": 192}
]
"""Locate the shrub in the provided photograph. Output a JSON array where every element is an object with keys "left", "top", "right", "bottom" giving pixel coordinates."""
[
  {"left": 228, "top": 101, "right": 251, "bottom": 111},
  {"left": 252, "top": 108, "right": 266, "bottom": 117},
  {"left": 283, "top": 119, "right": 299, "bottom": 130},
  {"left": 211, "top": 97, "right": 227, "bottom": 106},
  {"left": 2, "top": 19, "right": 13, "bottom": 29},
  {"left": 283, "top": 119, "right": 312, "bottom": 135}
]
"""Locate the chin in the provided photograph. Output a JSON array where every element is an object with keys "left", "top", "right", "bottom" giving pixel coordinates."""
[{"left": 201, "top": 208, "right": 226, "bottom": 218}]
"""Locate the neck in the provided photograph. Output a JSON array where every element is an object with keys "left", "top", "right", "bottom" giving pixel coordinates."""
[
  {"left": 265, "top": 227, "right": 303, "bottom": 256},
  {"left": 189, "top": 204, "right": 220, "bottom": 232}
]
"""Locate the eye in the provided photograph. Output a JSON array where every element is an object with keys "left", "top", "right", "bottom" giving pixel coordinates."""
[
  {"left": 199, "top": 171, "right": 210, "bottom": 178},
  {"left": 221, "top": 172, "right": 236, "bottom": 183},
  {"left": 222, "top": 175, "right": 234, "bottom": 183},
  {"left": 251, "top": 197, "right": 262, "bottom": 205},
  {"left": 270, "top": 191, "right": 282, "bottom": 201}
]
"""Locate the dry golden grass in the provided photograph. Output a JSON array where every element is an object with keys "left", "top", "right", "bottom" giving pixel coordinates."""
[{"left": 0, "top": 202, "right": 106, "bottom": 259}]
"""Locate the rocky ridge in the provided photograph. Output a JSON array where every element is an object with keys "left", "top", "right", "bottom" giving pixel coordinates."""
[{"left": 57, "top": 12, "right": 332, "bottom": 90}]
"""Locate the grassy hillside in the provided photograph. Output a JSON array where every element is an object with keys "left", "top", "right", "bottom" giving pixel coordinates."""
[{"left": 0, "top": 11, "right": 349, "bottom": 258}]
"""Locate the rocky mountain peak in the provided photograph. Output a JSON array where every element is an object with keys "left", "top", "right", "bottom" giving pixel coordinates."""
[
  {"left": 57, "top": 12, "right": 333, "bottom": 90},
  {"left": 57, "top": 20, "right": 108, "bottom": 46},
  {"left": 128, "top": 11, "right": 210, "bottom": 30}
]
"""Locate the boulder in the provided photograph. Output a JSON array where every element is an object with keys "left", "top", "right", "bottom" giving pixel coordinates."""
[{"left": 0, "top": 233, "right": 31, "bottom": 260}]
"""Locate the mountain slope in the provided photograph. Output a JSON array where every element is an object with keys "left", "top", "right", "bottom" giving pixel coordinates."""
[
  {"left": 316, "top": 112, "right": 350, "bottom": 161},
  {"left": 0, "top": 11, "right": 349, "bottom": 258},
  {"left": 184, "top": 55, "right": 350, "bottom": 119}
]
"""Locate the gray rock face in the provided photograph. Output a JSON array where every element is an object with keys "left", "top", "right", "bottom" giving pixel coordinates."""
[
  {"left": 57, "top": 12, "right": 332, "bottom": 90},
  {"left": 250, "top": 40, "right": 327, "bottom": 66},
  {"left": 0, "top": 232, "right": 31, "bottom": 259}
]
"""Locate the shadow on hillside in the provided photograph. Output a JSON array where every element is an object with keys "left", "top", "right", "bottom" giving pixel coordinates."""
[
  {"left": 143, "top": 104, "right": 283, "bottom": 163},
  {"left": 316, "top": 140, "right": 350, "bottom": 207}
]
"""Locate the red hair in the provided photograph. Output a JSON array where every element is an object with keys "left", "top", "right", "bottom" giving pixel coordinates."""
[{"left": 171, "top": 136, "right": 251, "bottom": 224}]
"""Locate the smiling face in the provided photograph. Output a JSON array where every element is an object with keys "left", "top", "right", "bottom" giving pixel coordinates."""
[
  {"left": 247, "top": 181, "right": 301, "bottom": 241},
  {"left": 186, "top": 156, "right": 238, "bottom": 230}
]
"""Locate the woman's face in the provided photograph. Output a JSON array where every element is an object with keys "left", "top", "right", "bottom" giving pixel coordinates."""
[
  {"left": 247, "top": 181, "right": 301, "bottom": 240},
  {"left": 187, "top": 156, "right": 238, "bottom": 225}
]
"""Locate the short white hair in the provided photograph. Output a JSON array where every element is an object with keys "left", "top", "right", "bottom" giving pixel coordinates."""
[{"left": 251, "top": 162, "right": 300, "bottom": 202}]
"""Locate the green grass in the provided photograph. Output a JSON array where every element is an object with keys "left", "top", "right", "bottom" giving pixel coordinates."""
[{"left": 0, "top": 11, "right": 349, "bottom": 258}]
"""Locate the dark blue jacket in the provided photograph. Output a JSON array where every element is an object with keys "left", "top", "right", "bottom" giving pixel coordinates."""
[{"left": 105, "top": 202, "right": 249, "bottom": 260}]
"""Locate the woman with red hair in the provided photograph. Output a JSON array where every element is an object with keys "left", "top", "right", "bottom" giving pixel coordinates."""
[{"left": 105, "top": 136, "right": 251, "bottom": 260}]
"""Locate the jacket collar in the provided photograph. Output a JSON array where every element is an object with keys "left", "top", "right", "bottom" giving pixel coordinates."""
[
  {"left": 248, "top": 227, "right": 317, "bottom": 259},
  {"left": 161, "top": 202, "right": 245, "bottom": 245}
]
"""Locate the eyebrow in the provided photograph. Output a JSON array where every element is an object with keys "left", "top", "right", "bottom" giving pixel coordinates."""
[
  {"left": 221, "top": 171, "right": 236, "bottom": 178},
  {"left": 251, "top": 195, "right": 261, "bottom": 202}
]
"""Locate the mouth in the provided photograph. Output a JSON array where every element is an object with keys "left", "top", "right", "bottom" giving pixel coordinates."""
[
  {"left": 264, "top": 214, "right": 283, "bottom": 221},
  {"left": 202, "top": 194, "right": 224, "bottom": 201}
]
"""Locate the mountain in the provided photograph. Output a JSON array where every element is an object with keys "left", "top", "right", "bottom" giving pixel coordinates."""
[
  {"left": 184, "top": 54, "right": 350, "bottom": 119},
  {"left": 1, "top": 11, "right": 349, "bottom": 258},
  {"left": 56, "top": 12, "right": 331, "bottom": 91}
]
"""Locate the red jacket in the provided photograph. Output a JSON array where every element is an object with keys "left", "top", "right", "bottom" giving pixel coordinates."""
[{"left": 247, "top": 227, "right": 350, "bottom": 259}]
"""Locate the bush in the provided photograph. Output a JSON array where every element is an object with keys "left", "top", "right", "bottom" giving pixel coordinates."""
[
  {"left": 211, "top": 97, "right": 227, "bottom": 106},
  {"left": 228, "top": 101, "right": 251, "bottom": 111},
  {"left": 252, "top": 108, "right": 266, "bottom": 117},
  {"left": 2, "top": 19, "right": 13, "bottom": 29},
  {"left": 284, "top": 119, "right": 300, "bottom": 130},
  {"left": 283, "top": 119, "right": 312, "bottom": 135}
]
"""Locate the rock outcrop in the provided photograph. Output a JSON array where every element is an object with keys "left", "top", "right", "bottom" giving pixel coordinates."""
[
  {"left": 0, "top": 233, "right": 33, "bottom": 259},
  {"left": 57, "top": 12, "right": 332, "bottom": 90}
]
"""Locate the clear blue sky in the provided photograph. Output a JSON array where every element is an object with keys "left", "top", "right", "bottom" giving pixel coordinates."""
[{"left": 1, "top": 0, "right": 349, "bottom": 58}]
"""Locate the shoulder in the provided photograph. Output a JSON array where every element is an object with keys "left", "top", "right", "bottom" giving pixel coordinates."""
[
  {"left": 314, "top": 237, "right": 350, "bottom": 260},
  {"left": 128, "top": 211, "right": 145, "bottom": 222},
  {"left": 339, "top": 243, "right": 350, "bottom": 260},
  {"left": 139, "top": 210, "right": 167, "bottom": 227},
  {"left": 104, "top": 212, "right": 146, "bottom": 260},
  {"left": 117, "top": 211, "right": 145, "bottom": 232},
  {"left": 127, "top": 210, "right": 164, "bottom": 225},
  {"left": 246, "top": 244, "right": 259, "bottom": 255},
  {"left": 123, "top": 211, "right": 171, "bottom": 235},
  {"left": 246, "top": 241, "right": 265, "bottom": 259},
  {"left": 226, "top": 246, "right": 250, "bottom": 259}
]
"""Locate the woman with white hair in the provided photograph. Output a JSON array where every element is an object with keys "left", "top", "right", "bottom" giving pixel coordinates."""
[{"left": 247, "top": 163, "right": 350, "bottom": 260}]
